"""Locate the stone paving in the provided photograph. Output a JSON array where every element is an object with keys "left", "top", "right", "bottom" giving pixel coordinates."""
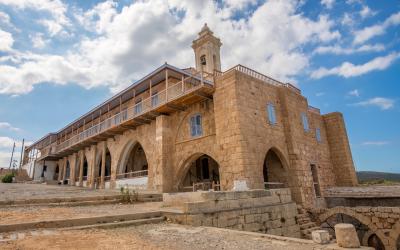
[
  {"left": 0, "top": 202, "right": 163, "bottom": 225},
  {"left": 0, "top": 183, "right": 120, "bottom": 202},
  {"left": 325, "top": 185, "right": 400, "bottom": 197}
]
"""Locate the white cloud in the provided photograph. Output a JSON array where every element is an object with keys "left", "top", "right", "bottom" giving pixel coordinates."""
[
  {"left": 353, "top": 97, "right": 395, "bottom": 110},
  {"left": 321, "top": 0, "right": 335, "bottom": 9},
  {"left": 0, "top": 122, "right": 20, "bottom": 131},
  {"left": 316, "top": 92, "right": 325, "bottom": 97},
  {"left": 0, "top": 0, "right": 70, "bottom": 36},
  {"left": 0, "top": 10, "right": 10, "bottom": 25},
  {"left": 359, "top": 5, "right": 376, "bottom": 19},
  {"left": 314, "top": 44, "right": 385, "bottom": 55},
  {"left": 354, "top": 11, "right": 400, "bottom": 44},
  {"left": 311, "top": 53, "right": 400, "bottom": 79},
  {"left": 0, "top": 28, "right": 13, "bottom": 51},
  {"left": 0, "top": 137, "right": 31, "bottom": 168},
  {"left": 0, "top": 0, "right": 341, "bottom": 95},
  {"left": 362, "top": 141, "right": 390, "bottom": 146},
  {"left": 30, "top": 33, "right": 48, "bottom": 49},
  {"left": 341, "top": 13, "right": 354, "bottom": 27},
  {"left": 348, "top": 89, "right": 359, "bottom": 97}
]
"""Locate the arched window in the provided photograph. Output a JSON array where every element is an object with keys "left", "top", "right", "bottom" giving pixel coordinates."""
[
  {"left": 200, "top": 55, "right": 206, "bottom": 65},
  {"left": 267, "top": 103, "right": 277, "bottom": 125}
]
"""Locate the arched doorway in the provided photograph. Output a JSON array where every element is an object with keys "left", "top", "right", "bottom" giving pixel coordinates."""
[
  {"left": 82, "top": 156, "right": 88, "bottom": 180},
  {"left": 321, "top": 213, "right": 370, "bottom": 247},
  {"left": 119, "top": 142, "right": 149, "bottom": 179},
  {"left": 54, "top": 165, "right": 59, "bottom": 180},
  {"left": 263, "top": 149, "right": 288, "bottom": 189},
  {"left": 396, "top": 235, "right": 400, "bottom": 250},
  {"left": 180, "top": 154, "right": 220, "bottom": 192},
  {"left": 65, "top": 161, "right": 70, "bottom": 181},
  {"left": 367, "top": 234, "right": 385, "bottom": 250}
]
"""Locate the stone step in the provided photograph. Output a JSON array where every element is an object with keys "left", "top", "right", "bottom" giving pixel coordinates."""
[
  {"left": 302, "top": 226, "right": 321, "bottom": 236},
  {"left": 64, "top": 216, "right": 164, "bottom": 231},
  {"left": 0, "top": 211, "right": 163, "bottom": 233}
]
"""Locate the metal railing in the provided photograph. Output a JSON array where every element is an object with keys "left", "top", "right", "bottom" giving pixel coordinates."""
[
  {"left": 116, "top": 170, "right": 148, "bottom": 180},
  {"left": 53, "top": 77, "right": 211, "bottom": 154},
  {"left": 308, "top": 106, "right": 321, "bottom": 114},
  {"left": 264, "top": 182, "right": 286, "bottom": 189},
  {"left": 223, "top": 64, "right": 301, "bottom": 94}
]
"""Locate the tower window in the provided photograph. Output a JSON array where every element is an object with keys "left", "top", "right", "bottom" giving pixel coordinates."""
[
  {"left": 301, "top": 112, "right": 310, "bottom": 132},
  {"left": 316, "top": 128, "right": 322, "bottom": 142},
  {"left": 267, "top": 103, "right": 277, "bottom": 125},
  {"left": 200, "top": 55, "right": 206, "bottom": 65},
  {"left": 190, "top": 114, "right": 203, "bottom": 137}
]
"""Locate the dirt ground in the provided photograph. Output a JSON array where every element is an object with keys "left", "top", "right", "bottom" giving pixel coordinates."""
[
  {"left": 0, "top": 223, "right": 325, "bottom": 250},
  {"left": 0, "top": 202, "right": 163, "bottom": 225}
]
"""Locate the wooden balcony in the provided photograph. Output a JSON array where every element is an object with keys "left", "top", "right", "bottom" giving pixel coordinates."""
[{"left": 39, "top": 65, "right": 214, "bottom": 159}]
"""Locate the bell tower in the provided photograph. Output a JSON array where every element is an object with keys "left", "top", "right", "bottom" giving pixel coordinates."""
[{"left": 192, "top": 23, "right": 222, "bottom": 73}]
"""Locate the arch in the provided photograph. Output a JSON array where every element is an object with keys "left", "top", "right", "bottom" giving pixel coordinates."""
[
  {"left": 177, "top": 153, "right": 220, "bottom": 192},
  {"left": 263, "top": 147, "right": 289, "bottom": 189},
  {"left": 367, "top": 234, "right": 385, "bottom": 250},
  {"left": 97, "top": 147, "right": 112, "bottom": 180},
  {"left": 396, "top": 234, "right": 400, "bottom": 250},
  {"left": 117, "top": 140, "right": 149, "bottom": 179},
  {"left": 65, "top": 160, "right": 70, "bottom": 180},
  {"left": 321, "top": 213, "right": 370, "bottom": 244},
  {"left": 318, "top": 208, "right": 387, "bottom": 249},
  {"left": 54, "top": 164, "right": 59, "bottom": 180},
  {"left": 82, "top": 156, "right": 88, "bottom": 179}
]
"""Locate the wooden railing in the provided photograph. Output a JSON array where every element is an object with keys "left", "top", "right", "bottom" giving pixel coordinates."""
[
  {"left": 192, "top": 181, "right": 221, "bottom": 192},
  {"left": 54, "top": 77, "right": 212, "bottom": 154}
]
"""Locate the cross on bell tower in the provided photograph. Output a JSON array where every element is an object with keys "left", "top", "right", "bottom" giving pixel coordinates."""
[{"left": 192, "top": 23, "right": 222, "bottom": 74}]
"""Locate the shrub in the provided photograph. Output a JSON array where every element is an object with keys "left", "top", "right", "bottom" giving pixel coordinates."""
[{"left": 1, "top": 173, "right": 14, "bottom": 183}]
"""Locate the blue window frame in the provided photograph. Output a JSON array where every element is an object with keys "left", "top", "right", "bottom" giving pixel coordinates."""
[
  {"left": 190, "top": 114, "right": 202, "bottom": 137},
  {"left": 301, "top": 113, "right": 309, "bottom": 132},
  {"left": 267, "top": 103, "right": 277, "bottom": 125},
  {"left": 316, "top": 128, "right": 322, "bottom": 142}
]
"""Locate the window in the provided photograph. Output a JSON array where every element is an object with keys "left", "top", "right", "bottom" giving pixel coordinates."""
[
  {"left": 134, "top": 99, "right": 142, "bottom": 114},
  {"left": 301, "top": 112, "right": 309, "bottom": 132},
  {"left": 310, "top": 164, "right": 321, "bottom": 198},
  {"left": 190, "top": 114, "right": 203, "bottom": 137},
  {"left": 267, "top": 103, "right": 277, "bottom": 125},
  {"left": 151, "top": 91, "right": 159, "bottom": 107},
  {"left": 316, "top": 128, "right": 322, "bottom": 142},
  {"left": 200, "top": 55, "right": 206, "bottom": 65}
]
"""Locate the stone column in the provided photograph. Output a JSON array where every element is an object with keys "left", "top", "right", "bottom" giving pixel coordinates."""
[
  {"left": 89, "top": 146, "right": 97, "bottom": 189},
  {"left": 153, "top": 115, "right": 173, "bottom": 192},
  {"left": 100, "top": 142, "right": 106, "bottom": 189},
  {"left": 57, "top": 159, "right": 63, "bottom": 182},
  {"left": 69, "top": 153, "right": 77, "bottom": 186},
  {"left": 79, "top": 151, "right": 84, "bottom": 187},
  {"left": 62, "top": 157, "right": 67, "bottom": 184}
]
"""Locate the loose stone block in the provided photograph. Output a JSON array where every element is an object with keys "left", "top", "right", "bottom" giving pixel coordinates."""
[
  {"left": 311, "top": 230, "right": 330, "bottom": 244},
  {"left": 334, "top": 223, "right": 360, "bottom": 248}
]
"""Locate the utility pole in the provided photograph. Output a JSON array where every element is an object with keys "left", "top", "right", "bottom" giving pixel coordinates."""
[
  {"left": 19, "top": 139, "right": 24, "bottom": 170},
  {"left": 8, "top": 142, "right": 15, "bottom": 169}
]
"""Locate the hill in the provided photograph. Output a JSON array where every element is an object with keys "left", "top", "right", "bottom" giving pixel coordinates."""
[{"left": 357, "top": 171, "right": 400, "bottom": 185}]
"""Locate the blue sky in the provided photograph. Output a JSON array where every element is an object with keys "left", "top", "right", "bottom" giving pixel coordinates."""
[{"left": 0, "top": 0, "right": 399, "bottom": 173}]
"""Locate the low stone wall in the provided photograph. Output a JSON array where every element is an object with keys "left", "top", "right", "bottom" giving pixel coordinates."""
[{"left": 163, "top": 189, "right": 301, "bottom": 238}]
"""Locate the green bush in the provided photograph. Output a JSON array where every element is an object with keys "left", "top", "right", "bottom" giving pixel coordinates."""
[{"left": 1, "top": 173, "right": 14, "bottom": 183}]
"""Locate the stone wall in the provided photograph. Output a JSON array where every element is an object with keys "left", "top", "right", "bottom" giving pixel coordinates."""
[
  {"left": 312, "top": 206, "right": 400, "bottom": 250},
  {"left": 163, "top": 189, "right": 301, "bottom": 238}
]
